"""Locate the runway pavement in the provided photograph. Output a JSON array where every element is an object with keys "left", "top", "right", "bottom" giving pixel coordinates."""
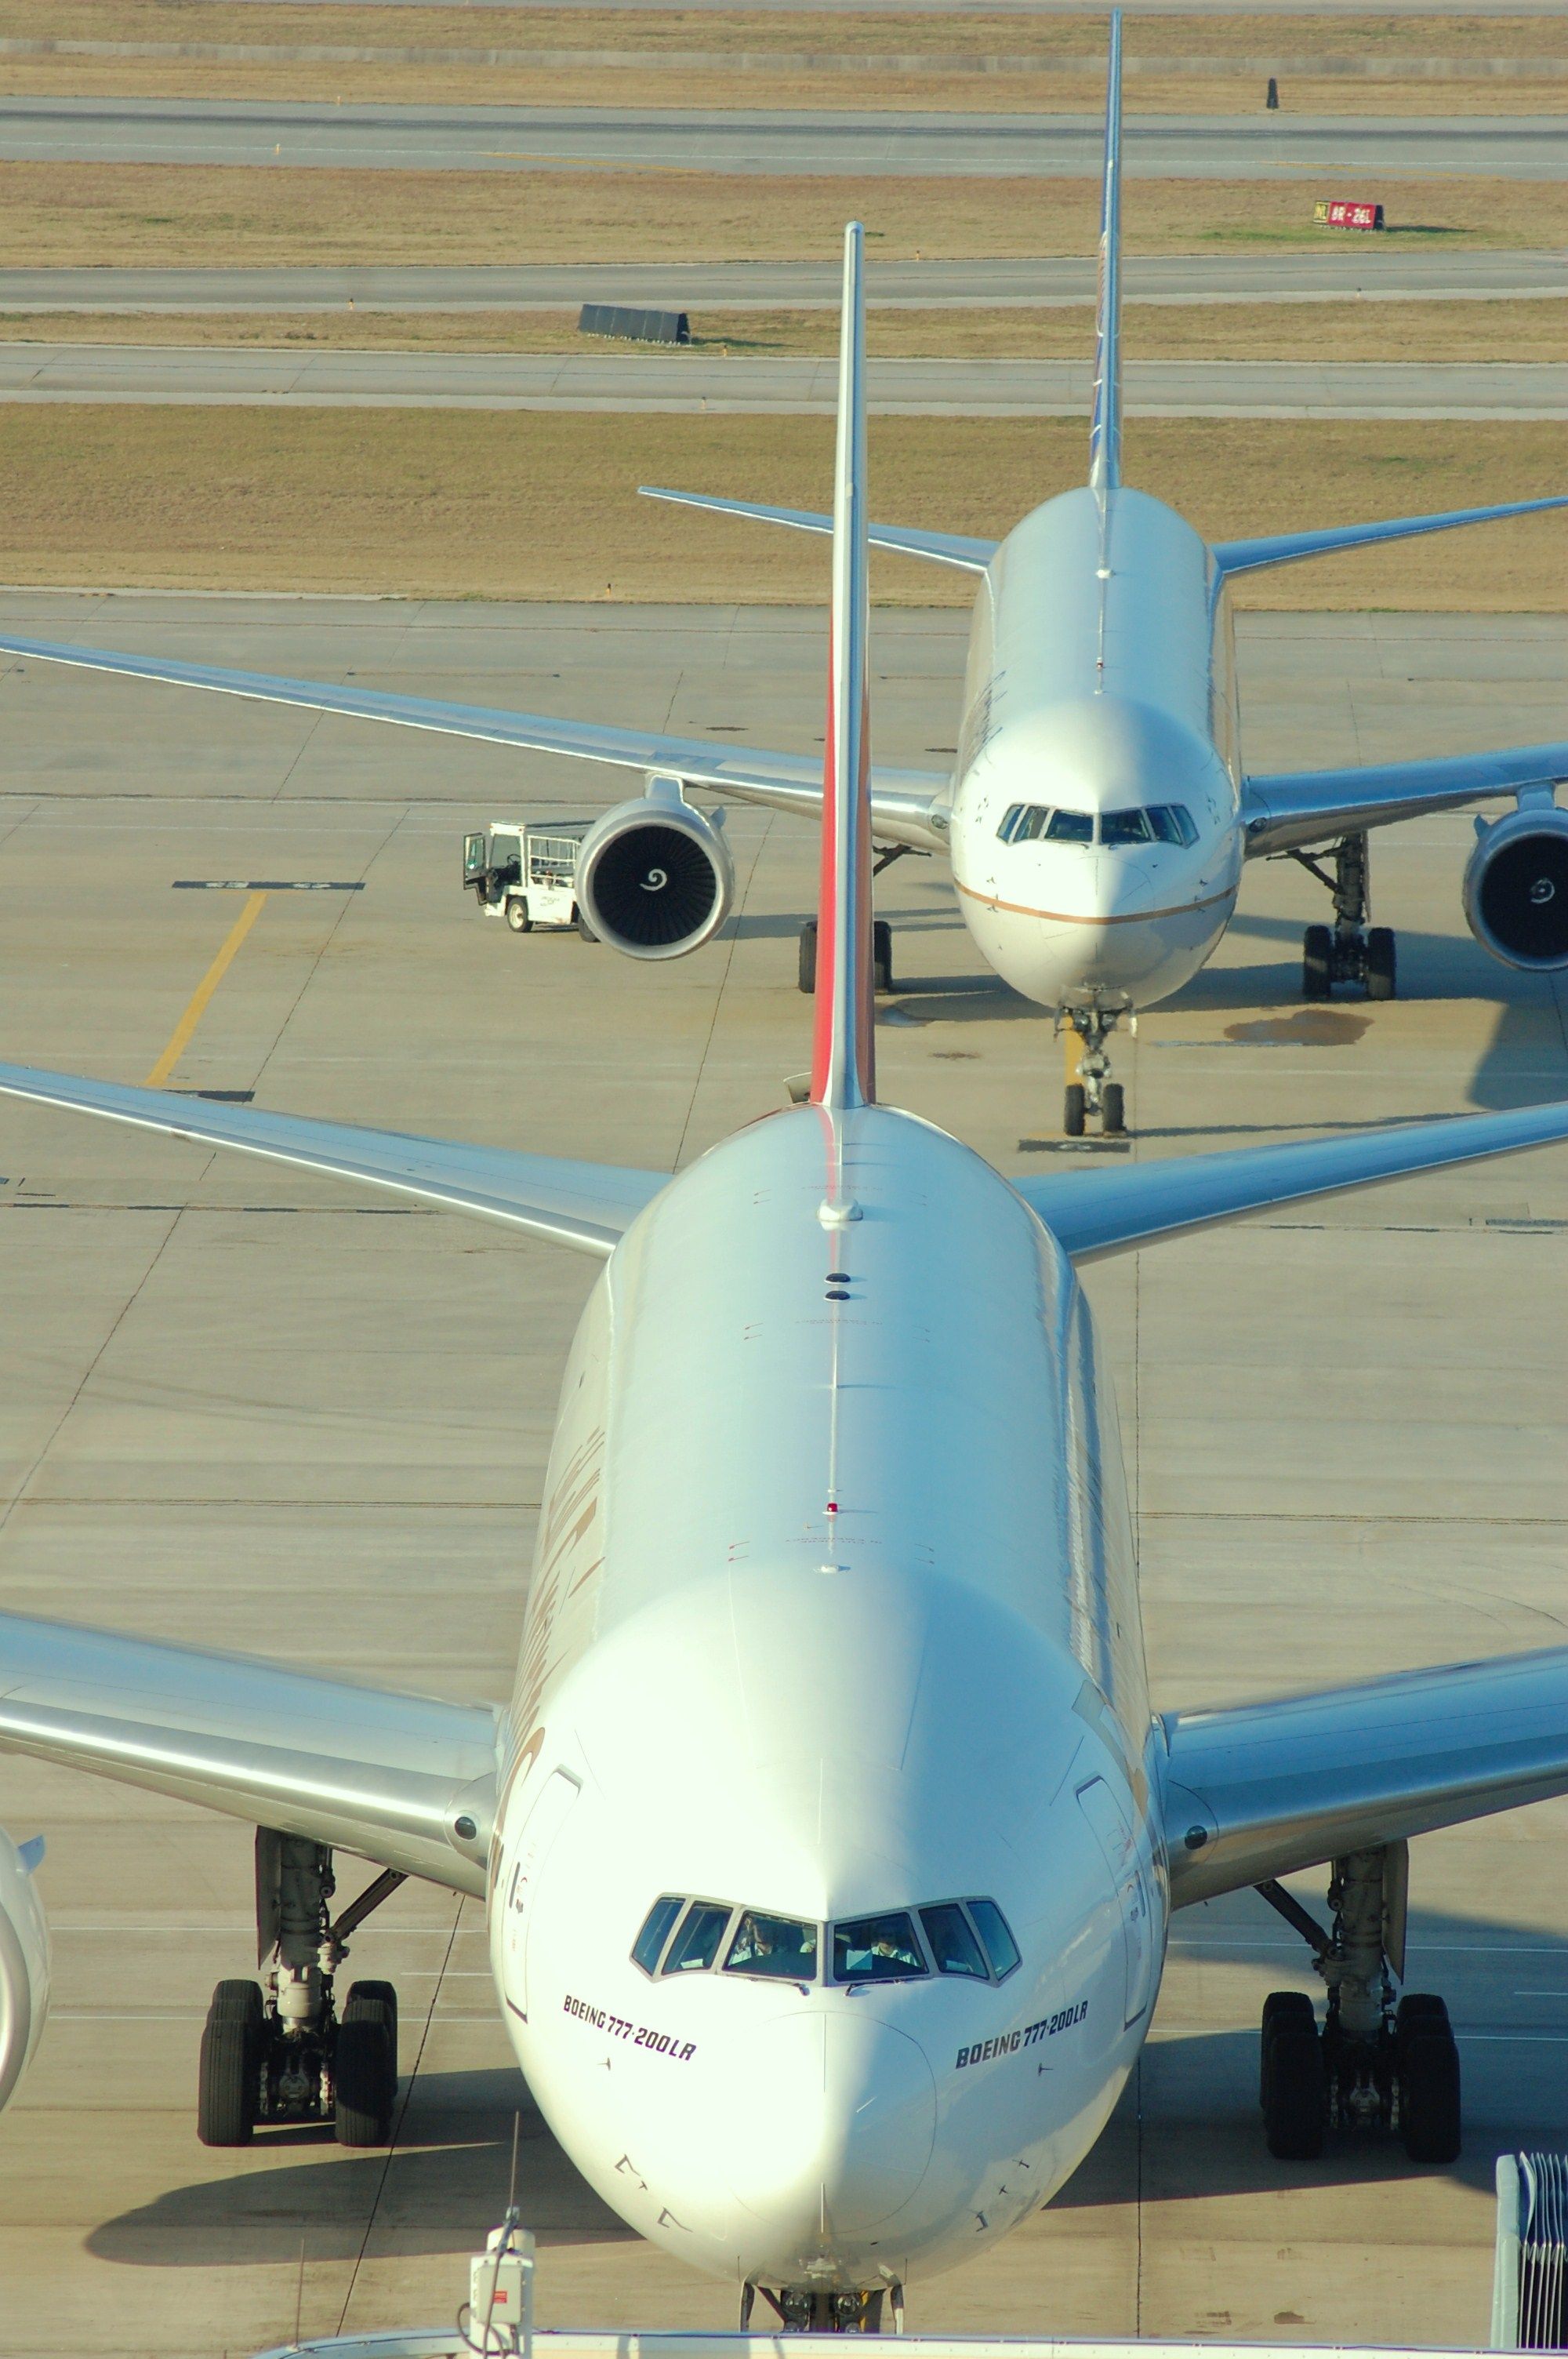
[
  {"left": 2, "top": 95, "right": 1562, "bottom": 176},
  {"left": 0, "top": 593, "right": 1565, "bottom": 2357},
  {"left": 0, "top": 342, "right": 1560, "bottom": 418},
  {"left": 2, "top": 253, "right": 1563, "bottom": 311}
]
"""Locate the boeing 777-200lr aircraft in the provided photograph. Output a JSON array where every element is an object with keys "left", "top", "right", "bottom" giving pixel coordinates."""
[
  {"left": 0, "top": 21, "right": 1564, "bottom": 1142},
  {"left": 1, "top": 227, "right": 1567, "bottom": 2331}
]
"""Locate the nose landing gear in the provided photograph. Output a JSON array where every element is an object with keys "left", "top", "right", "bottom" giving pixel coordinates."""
[
  {"left": 743, "top": 2283, "right": 905, "bottom": 2334},
  {"left": 1289, "top": 834, "right": 1397, "bottom": 1003},
  {"left": 1255, "top": 1844, "right": 1460, "bottom": 2168},
  {"left": 196, "top": 1830, "right": 405, "bottom": 2150},
  {"left": 1058, "top": 1006, "right": 1129, "bottom": 1137}
]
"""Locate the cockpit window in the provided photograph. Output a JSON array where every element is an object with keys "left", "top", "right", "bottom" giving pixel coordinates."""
[
  {"left": 724, "top": 1910, "right": 818, "bottom": 1981},
  {"left": 1000, "top": 803, "right": 1197, "bottom": 849},
  {"left": 662, "top": 1899, "right": 731, "bottom": 1973},
  {"left": 1044, "top": 809, "right": 1093, "bottom": 845},
  {"left": 833, "top": 1910, "right": 928, "bottom": 1984},
  {"left": 632, "top": 1894, "right": 684, "bottom": 1976},
  {"left": 920, "top": 1903, "right": 989, "bottom": 1979},
  {"left": 1151, "top": 804, "right": 1198, "bottom": 845},
  {"left": 1102, "top": 806, "right": 1153, "bottom": 847},
  {"left": 967, "top": 1898, "right": 1022, "bottom": 1981}
]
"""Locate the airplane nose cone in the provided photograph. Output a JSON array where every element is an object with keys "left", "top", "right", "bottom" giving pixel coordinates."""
[{"left": 730, "top": 2010, "right": 936, "bottom": 2233}]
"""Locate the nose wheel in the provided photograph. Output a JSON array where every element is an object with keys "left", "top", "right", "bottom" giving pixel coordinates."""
[{"left": 1061, "top": 1009, "right": 1127, "bottom": 1136}]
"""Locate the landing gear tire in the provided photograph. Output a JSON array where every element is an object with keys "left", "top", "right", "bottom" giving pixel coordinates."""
[
  {"left": 198, "top": 1996, "right": 259, "bottom": 2147},
  {"left": 798, "top": 919, "right": 818, "bottom": 995},
  {"left": 1366, "top": 925, "right": 1397, "bottom": 1001},
  {"left": 574, "top": 909, "right": 597, "bottom": 943},
  {"left": 1064, "top": 1084, "right": 1087, "bottom": 1138},
  {"left": 1303, "top": 923, "right": 1333, "bottom": 1001},
  {"left": 210, "top": 1977, "right": 264, "bottom": 2031},
  {"left": 344, "top": 1979, "right": 398, "bottom": 2070},
  {"left": 505, "top": 898, "right": 531, "bottom": 934},
  {"left": 1259, "top": 1990, "right": 1316, "bottom": 2109},
  {"left": 1265, "top": 2022, "right": 1327, "bottom": 2160},
  {"left": 334, "top": 2015, "right": 396, "bottom": 2147},
  {"left": 873, "top": 918, "right": 895, "bottom": 995},
  {"left": 1101, "top": 1081, "right": 1126, "bottom": 1136},
  {"left": 1401, "top": 2023, "right": 1461, "bottom": 2164}
]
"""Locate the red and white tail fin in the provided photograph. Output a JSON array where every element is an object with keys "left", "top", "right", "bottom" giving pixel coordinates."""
[{"left": 810, "top": 221, "right": 876, "bottom": 1113}]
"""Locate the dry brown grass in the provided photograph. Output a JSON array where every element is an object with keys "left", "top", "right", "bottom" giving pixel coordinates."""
[
  {"left": 6, "top": 57, "right": 1564, "bottom": 111},
  {"left": 0, "top": 405, "right": 1561, "bottom": 610},
  {"left": 2, "top": 302, "right": 1560, "bottom": 363},
  {"left": 6, "top": 163, "right": 1556, "bottom": 267},
  {"left": 9, "top": 7, "right": 1567, "bottom": 59}
]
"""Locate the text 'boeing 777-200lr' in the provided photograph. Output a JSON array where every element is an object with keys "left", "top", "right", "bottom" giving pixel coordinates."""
[
  {"left": 0, "top": 20, "right": 1563, "bottom": 1142},
  {"left": 2, "top": 224, "right": 1568, "bottom": 2333}
]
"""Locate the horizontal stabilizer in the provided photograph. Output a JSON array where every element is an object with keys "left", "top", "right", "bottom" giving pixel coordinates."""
[
  {"left": 0, "top": 634, "right": 947, "bottom": 852},
  {"left": 640, "top": 485, "right": 995, "bottom": 573},
  {"left": 1014, "top": 1093, "right": 1568, "bottom": 1264},
  {"left": 0, "top": 1611, "right": 500, "bottom": 1894},
  {"left": 1166, "top": 1645, "right": 1568, "bottom": 1903},
  {"left": 1245, "top": 741, "right": 1568, "bottom": 857},
  {"left": 0, "top": 1062, "right": 666, "bottom": 1256},
  {"left": 1213, "top": 493, "right": 1568, "bottom": 579}
]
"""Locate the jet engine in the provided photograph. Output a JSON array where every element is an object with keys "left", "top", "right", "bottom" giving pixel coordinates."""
[
  {"left": 1463, "top": 805, "right": 1568, "bottom": 971},
  {"left": 577, "top": 780, "right": 732, "bottom": 961},
  {"left": 0, "top": 1828, "right": 49, "bottom": 2111}
]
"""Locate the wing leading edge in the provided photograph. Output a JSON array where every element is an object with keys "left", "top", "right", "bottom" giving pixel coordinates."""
[
  {"left": 0, "top": 1062, "right": 666, "bottom": 1255},
  {"left": 0, "top": 634, "right": 947, "bottom": 852},
  {"left": 1165, "top": 1646, "right": 1568, "bottom": 1905},
  {"left": 1245, "top": 741, "right": 1568, "bottom": 857},
  {"left": 0, "top": 1611, "right": 499, "bottom": 1895},
  {"left": 1014, "top": 1092, "right": 1568, "bottom": 1264}
]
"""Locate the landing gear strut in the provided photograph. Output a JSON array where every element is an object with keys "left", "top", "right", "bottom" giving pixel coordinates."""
[
  {"left": 798, "top": 918, "right": 895, "bottom": 996},
  {"left": 1058, "top": 1006, "right": 1128, "bottom": 1137},
  {"left": 1290, "top": 834, "right": 1396, "bottom": 1002},
  {"left": 1254, "top": 1842, "right": 1459, "bottom": 2166},
  {"left": 196, "top": 1830, "right": 405, "bottom": 2150}
]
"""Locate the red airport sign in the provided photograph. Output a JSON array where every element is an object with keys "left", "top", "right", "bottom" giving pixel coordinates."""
[{"left": 1315, "top": 199, "right": 1385, "bottom": 231}]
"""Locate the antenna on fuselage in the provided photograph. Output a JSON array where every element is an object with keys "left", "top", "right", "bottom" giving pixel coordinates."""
[
  {"left": 1088, "top": 9, "right": 1124, "bottom": 495},
  {"left": 809, "top": 220, "right": 876, "bottom": 1114}
]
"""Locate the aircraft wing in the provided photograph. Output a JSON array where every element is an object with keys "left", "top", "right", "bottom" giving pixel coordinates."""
[
  {"left": 1212, "top": 493, "right": 1568, "bottom": 580},
  {"left": 0, "top": 1610, "right": 499, "bottom": 1896},
  {"left": 1013, "top": 1093, "right": 1568, "bottom": 1264},
  {"left": 638, "top": 486, "right": 996, "bottom": 574},
  {"left": 1244, "top": 741, "right": 1568, "bottom": 856},
  {"left": 1164, "top": 1646, "right": 1568, "bottom": 1905},
  {"left": 0, "top": 632, "right": 948, "bottom": 852},
  {"left": 0, "top": 1062, "right": 666, "bottom": 1256}
]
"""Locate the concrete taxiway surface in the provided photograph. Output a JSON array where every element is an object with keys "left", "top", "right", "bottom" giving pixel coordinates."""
[
  {"left": 0, "top": 593, "right": 1564, "bottom": 2358},
  {"left": 3, "top": 253, "right": 1563, "bottom": 312},
  {"left": 2, "top": 96, "right": 1562, "bottom": 177},
  {"left": 2, "top": 343, "right": 1561, "bottom": 418}
]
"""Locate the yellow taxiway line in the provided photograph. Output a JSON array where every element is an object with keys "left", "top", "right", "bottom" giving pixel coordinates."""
[{"left": 143, "top": 890, "right": 268, "bottom": 1089}]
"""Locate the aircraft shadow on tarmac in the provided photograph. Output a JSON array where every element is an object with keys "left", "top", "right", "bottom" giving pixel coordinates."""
[{"left": 85, "top": 1900, "right": 1568, "bottom": 2266}]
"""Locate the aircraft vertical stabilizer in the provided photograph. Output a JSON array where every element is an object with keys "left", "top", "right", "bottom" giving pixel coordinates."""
[
  {"left": 1088, "top": 9, "right": 1124, "bottom": 493},
  {"left": 810, "top": 221, "right": 877, "bottom": 1112}
]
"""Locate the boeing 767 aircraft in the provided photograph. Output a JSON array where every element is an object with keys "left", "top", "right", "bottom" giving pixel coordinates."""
[
  {"left": 0, "top": 20, "right": 1563, "bottom": 1140},
  {"left": 0, "top": 227, "right": 1566, "bottom": 2330}
]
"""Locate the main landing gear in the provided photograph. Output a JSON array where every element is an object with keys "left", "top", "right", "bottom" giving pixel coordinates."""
[
  {"left": 1059, "top": 1005, "right": 1129, "bottom": 1138},
  {"left": 742, "top": 2283, "right": 905, "bottom": 2335},
  {"left": 797, "top": 919, "right": 895, "bottom": 997},
  {"left": 197, "top": 1830, "right": 406, "bottom": 2150},
  {"left": 1291, "top": 833, "right": 1396, "bottom": 1004},
  {"left": 1255, "top": 1843, "right": 1460, "bottom": 2167}
]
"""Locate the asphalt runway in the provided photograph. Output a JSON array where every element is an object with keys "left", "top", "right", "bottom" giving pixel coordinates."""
[
  {"left": 2, "top": 253, "right": 1563, "bottom": 312},
  {"left": 241, "top": 0, "right": 1568, "bottom": 13},
  {"left": 2, "top": 342, "right": 1560, "bottom": 418},
  {"left": 3, "top": 95, "right": 1562, "bottom": 176},
  {"left": 0, "top": 594, "right": 1564, "bottom": 2357}
]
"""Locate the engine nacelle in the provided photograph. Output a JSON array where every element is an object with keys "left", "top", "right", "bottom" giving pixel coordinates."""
[
  {"left": 577, "top": 779, "right": 733, "bottom": 961},
  {"left": 0, "top": 1828, "right": 49, "bottom": 2111},
  {"left": 1463, "top": 805, "right": 1568, "bottom": 972}
]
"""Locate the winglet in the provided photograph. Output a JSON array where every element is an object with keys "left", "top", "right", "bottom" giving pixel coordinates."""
[
  {"left": 810, "top": 223, "right": 876, "bottom": 1112},
  {"left": 1088, "top": 9, "right": 1123, "bottom": 493}
]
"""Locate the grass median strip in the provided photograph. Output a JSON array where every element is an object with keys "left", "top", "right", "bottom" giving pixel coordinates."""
[
  {"left": 0, "top": 405, "right": 1561, "bottom": 609},
  {"left": 5, "top": 165, "right": 1559, "bottom": 268},
  {"left": 0, "top": 303, "right": 1559, "bottom": 362}
]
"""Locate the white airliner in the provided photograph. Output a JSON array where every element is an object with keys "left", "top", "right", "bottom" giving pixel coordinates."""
[
  {"left": 1, "top": 225, "right": 1567, "bottom": 2332},
  {"left": 0, "top": 23, "right": 1563, "bottom": 1142}
]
